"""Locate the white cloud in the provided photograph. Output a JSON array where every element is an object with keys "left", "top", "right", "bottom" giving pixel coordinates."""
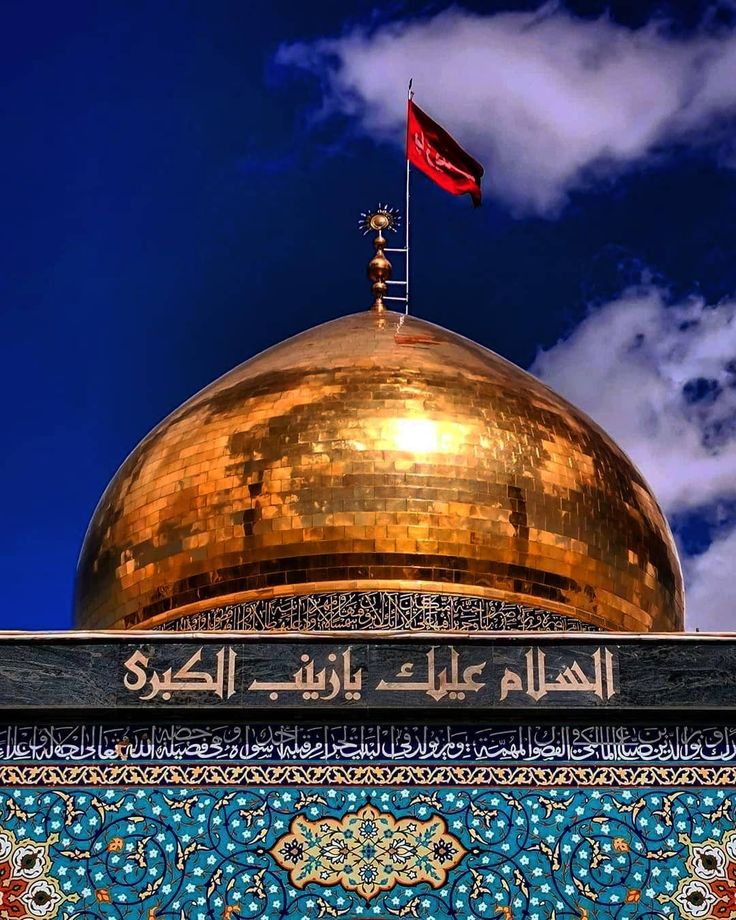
[
  {"left": 278, "top": 6, "right": 736, "bottom": 214},
  {"left": 530, "top": 288, "right": 736, "bottom": 629},
  {"left": 682, "top": 526, "right": 736, "bottom": 630}
]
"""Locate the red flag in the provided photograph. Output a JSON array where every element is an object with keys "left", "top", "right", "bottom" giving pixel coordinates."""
[{"left": 406, "top": 100, "right": 484, "bottom": 206}]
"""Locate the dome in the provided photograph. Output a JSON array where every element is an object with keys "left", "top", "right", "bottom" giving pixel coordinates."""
[{"left": 75, "top": 309, "right": 684, "bottom": 633}]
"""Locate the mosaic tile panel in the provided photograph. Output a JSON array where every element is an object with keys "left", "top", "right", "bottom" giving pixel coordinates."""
[
  {"left": 0, "top": 722, "right": 734, "bottom": 918},
  {"left": 0, "top": 784, "right": 734, "bottom": 920}
]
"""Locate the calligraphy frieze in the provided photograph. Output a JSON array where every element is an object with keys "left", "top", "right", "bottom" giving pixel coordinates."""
[
  {"left": 121, "top": 642, "right": 616, "bottom": 706},
  {"left": 156, "top": 591, "right": 600, "bottom": 633},
  {"left": 0, "top": 635, "right": 734, "bottom": 709},
  {"left": 2, "top": 722, "right": 736, "bottom": 764}
]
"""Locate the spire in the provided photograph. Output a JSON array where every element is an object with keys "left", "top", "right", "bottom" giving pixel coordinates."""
[{"left": 359, "top": 206, "right": 400, "bottom": 313}]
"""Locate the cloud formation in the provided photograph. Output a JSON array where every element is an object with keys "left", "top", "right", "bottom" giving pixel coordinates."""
[
  {"left": 531, "top": 288, "right": 736, "bottom": 628},
  {"left": 683, "top": 525, "right": 736, "bottom": 630},
  {"left": 278, "top": 6, "right": 736, "bottom": 214}
]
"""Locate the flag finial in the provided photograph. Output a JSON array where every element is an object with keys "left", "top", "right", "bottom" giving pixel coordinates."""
[{"left": 358, "top": 205, "right": 400, "bottom": 313}]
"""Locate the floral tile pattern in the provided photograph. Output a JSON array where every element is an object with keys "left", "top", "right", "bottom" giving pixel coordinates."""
[
  {"left": 676, "top": 829, "right": 736, "bottom": 918},
  {"left": 0, "top": 826, "right": 63, "bottom": 919},
  {"left": 0, "top": 784, "right": 733, "bottom": 919},
  {"left": 271, "top": 802, "right": 466, "bottom": 899}
]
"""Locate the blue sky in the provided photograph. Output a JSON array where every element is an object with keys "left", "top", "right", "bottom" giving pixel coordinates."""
[{"left": 3, "top": 0, "right": 736, "bottom": 629}]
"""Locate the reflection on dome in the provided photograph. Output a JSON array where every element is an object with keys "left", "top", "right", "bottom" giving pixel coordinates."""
[
  {"left": 75, "top": 309, "right": 683, "bottom": 634},
  {"left": 388, "top": 418, "right": 471, "bottom": 454}
]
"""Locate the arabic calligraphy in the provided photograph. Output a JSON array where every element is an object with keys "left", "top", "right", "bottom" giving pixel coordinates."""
[
  {"left": 123, "top": 647, "right": 237, "bottom": 701},
  {"left": 500, "top": 647, "right": 616, "bottom": 702},
  {"left": 248, "top": 648, "right": 362, "bottom": 701},
  {"left": 376, "top": 646, "right": 486, "bottom": 701},
  {"left": 5, "top": 722, "right": 736, "bottom": 764},
  {"left": 157, "top": 591, "right": 599, "bottom": 633},
  {"left": 412, "top": 130, "right": 476, "bottom": 183},
  {"left": 119, "top": 642, "right": 620, "bottom": 707}
]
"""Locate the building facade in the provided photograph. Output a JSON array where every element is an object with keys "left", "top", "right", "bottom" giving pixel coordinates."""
[{"left": 5, "top": 239, "right": 730, "bottom": 920}]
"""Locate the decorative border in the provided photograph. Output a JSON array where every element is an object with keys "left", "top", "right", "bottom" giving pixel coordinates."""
[
  {"left": 157, "top": 591, "right": 599, "bottom": 633},
  {"left": 1, "top": 762, "right": 735, "bottom": 787}
]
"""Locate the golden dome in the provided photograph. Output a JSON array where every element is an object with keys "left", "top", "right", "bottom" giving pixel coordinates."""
[{"left": 75, "top": 309, "right": 683, "bottom": 633}]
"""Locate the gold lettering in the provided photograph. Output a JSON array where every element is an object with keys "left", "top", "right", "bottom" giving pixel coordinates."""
[
  {"left": 499, "top": 647, "right": 616, "bottom": 703},
  {"left": 248, "top": 648, "right": 362, "bottom": 702},
  {"left": 122, "top": 647, "right": 237, "bottom": 701},
  {"left": 376, "top": 647, "right": 486, "bottom": 701}
]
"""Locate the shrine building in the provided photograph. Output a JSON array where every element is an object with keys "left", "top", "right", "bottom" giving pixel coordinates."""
[{"left": 0, "top": 215, "right": 734, "bottom": 920}]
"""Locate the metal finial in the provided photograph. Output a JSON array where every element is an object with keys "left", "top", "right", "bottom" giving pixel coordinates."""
[{"left": 358, "top": 205, "right": 400, "bottom": 312}]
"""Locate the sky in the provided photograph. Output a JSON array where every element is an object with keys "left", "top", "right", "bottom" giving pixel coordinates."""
[{"left": 3, "top": 0, "right": 736, "bottom": 631}]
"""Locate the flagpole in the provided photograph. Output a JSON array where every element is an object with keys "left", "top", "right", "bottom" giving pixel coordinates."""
[
  {"left": 405, "top": 78, "right": 413, "bottom": 315},
  {"left": 384, "top": 79, "right": 413, "bottom": 316}
]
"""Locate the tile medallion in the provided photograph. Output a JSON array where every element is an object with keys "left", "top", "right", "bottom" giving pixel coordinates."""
[
  {"left": 271, "top": 801, "right": 466, "bottom": 899},
  {"left": 0, "top": 826, "right": 63, "bottom": 920},
  {"left": 676, "top": 829, "right": 736, "bottom": 919}
]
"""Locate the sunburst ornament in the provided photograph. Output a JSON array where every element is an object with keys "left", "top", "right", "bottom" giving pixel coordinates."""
[{"left": 358, "top": 204, "right": 401, "bottom": 235}]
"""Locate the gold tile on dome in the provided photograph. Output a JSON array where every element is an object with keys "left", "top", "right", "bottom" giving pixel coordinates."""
[{"left": 75, "top": 310, "right": 683, "bottom": 634}]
